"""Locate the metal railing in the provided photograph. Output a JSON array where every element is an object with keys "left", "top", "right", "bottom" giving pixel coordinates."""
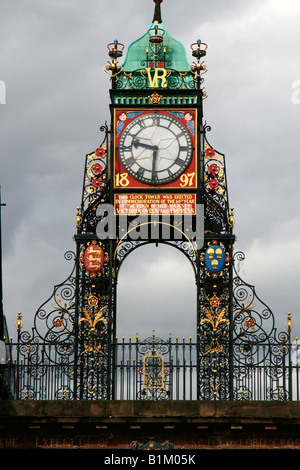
[
  {"left": 1, "top": 335, "right": 300, "bottom": 401},
  {"left": 112, "top": 336, "right": 197, "bottom": 400}
]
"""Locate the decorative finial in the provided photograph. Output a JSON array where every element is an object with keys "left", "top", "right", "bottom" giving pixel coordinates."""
[
  {"left": 228, "top": 207, "right": 236, "bottom": 229},
  {"left": 285, "top": 312, "right": 293, "bottom": 333},
  {"left": 105, "top": 40, "right": 125, "bottom": 79},
  {"left": 190, "top": 39, "right": 208, "bottom": 90},
  {"left": 153, "top": 0, "right": 163, "bottom": 24},
  {"left": 74, "top": 206, "right": 82, "bottom": 229},
  {"left": 15, "top": 312, "right": 23, "bottom": 333}
]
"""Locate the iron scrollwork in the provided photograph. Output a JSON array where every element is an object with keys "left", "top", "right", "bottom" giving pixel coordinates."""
[
  {"left": 14, "top": 251, "right": 77, "bottom": 400},
  {"left": 232, "top": 251, "right": 291, "bottom": 400}
]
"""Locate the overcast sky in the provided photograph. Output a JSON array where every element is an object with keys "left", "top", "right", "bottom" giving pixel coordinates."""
[{"left": 1, "top": 0, "right": 300, "bottom": 342}]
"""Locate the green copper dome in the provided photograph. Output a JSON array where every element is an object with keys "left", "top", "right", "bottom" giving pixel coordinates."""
[{"left": 121, "top": 22, "right": 191, "bottom": 73}]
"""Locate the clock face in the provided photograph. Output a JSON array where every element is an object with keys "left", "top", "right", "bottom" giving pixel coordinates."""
[{"left": 117, "top": 112, "right": 193, "bottom": 185}]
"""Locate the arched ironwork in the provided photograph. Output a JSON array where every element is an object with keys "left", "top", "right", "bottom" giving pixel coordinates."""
[{"left": 114, "top": 224, "right": 197, "bottom": 279}]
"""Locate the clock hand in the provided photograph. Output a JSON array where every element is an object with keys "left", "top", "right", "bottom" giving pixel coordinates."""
[
  {"left": 133, "top": 139, "right": 158, "bottom": 151},
  {"left": 152, "top": 149, "right": 158, "bottom": 183}
]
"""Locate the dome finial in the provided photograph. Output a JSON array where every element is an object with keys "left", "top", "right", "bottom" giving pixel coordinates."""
[{"left": 153, "top": 0, "right": 163, "bottom": 24}]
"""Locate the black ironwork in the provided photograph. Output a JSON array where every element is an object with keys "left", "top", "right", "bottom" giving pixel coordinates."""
[
  {"left": 1, "top": 317, "right": 298, "bottom": 401},
  {"left": 0, "top": 0, "right": 297, "bottom": 404}
]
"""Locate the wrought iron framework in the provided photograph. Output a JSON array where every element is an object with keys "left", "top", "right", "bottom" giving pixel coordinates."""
[{"left": 0, "top": 1, "right": 297, "bottom": 403}]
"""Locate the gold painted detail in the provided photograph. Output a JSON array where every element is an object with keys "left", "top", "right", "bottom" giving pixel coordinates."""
[
  {"left": 141, "top": 350, "right": 167, "bottom": 390},
  {"left": 142, "top": 67, "right": 170, "bottom": 88},
  {"left": 228, "top": 206, "right": 236, "bottom": 228},
  {"left": 74, "top": 206, "right": 82, "bottom": 228},
  {"left": 201, "top": 307, "right": 229, "bottom": 332},
  {"left": 236, "top": 296, "right": 258, "bottom": 333},
  {"left": 236, "top": 296, "right": 256, "bottom": 316},
  {"left": 137, "top": 348, "right": 170, "bottom": 399},
  {"left": 285, "top": 312, "right": 293, "bottom": 332},
  {"left": 51, "top": 295, "right": 73, "bottom": 333},
  {"left": 210, "top": 379, "right": 221, "bottom": 396},
  {"left": 15, "top": 312, "right": 23, "bottom": 333},
  {"left": 204, "top": 339, "right": 227, "bottom": 356},
  {"left": 79, "top": 303, "right": 109, "bottom": 358},
  {"left": 79, "top": 305, "right": 108, "bottom": 332}
]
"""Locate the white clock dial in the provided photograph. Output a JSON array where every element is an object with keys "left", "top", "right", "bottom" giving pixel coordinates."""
[{"left": 118, "top": 112, "right": 193, "bottom": 185}]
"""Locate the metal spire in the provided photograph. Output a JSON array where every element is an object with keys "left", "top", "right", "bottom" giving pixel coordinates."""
[{"left": 153, "top": 0, "right": 163, "bottom": 24}]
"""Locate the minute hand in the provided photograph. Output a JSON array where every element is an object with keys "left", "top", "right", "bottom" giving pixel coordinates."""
[{"left": 133, "top": 140, "right": 158, "bottom": 151}]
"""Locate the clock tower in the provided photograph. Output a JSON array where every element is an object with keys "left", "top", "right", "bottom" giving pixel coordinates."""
[
  {"left": 75, "top": 0, "right": 235, "bottom": 400},
  {"left": 3, "top": 0, "right": 294, "bottom": 408}
]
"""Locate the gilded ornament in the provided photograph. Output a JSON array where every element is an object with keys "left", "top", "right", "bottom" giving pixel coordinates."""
[
  {"left": 15, "top": 312, "right": 23, "bottom": 332},
  {"left": 74, "top": 206, "right": 82, "bottom": 228},
  {"left": 208, "top": 293, "right": 221, "bottom": 308},
  {"left": 88, "top": 295, "right": 99, "bottom": 307},
  {"left": 200, "top": 307, "right": 229, "bottom": 332},
  {"left": 285, "top": 312, "right": 293, "bottom": 332},
  {"left": 79, "top": 306, "right": 108, "bottom": 331},
  {"left": 228, "top": 207, "right": 236, "bottom": 228},
  {"left": 204, "top": 339, "right": 227, "bottom": 356},
  {"left": 148, "top": 91, "right": 162, "bottom": 104}
]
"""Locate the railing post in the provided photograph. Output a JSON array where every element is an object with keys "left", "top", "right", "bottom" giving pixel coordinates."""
[
  {"left": 15, "top": 312, "right": 23, "bottom": 400},
  {"left": 286, "top": 312, "right": 293, "bottom": 400}
]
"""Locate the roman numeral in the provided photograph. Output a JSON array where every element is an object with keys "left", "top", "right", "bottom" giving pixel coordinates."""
[
  {"left": 152, "top": 116, "right": 160, "bottom": 127},
  {"left": 125, "top": 156, "right": 135, "bottom": 167},
  {"left": 136, "top": 167, "right": 145, "bottom": 178},
  {"left": 138, "top": 120, "right": 146, "bottom": 129},
  {"left": 152, "top": 172, "right": 158, "bottom": 182},
  {"left": 176, "top": 158, "right": 186, "bottom": 167}
]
